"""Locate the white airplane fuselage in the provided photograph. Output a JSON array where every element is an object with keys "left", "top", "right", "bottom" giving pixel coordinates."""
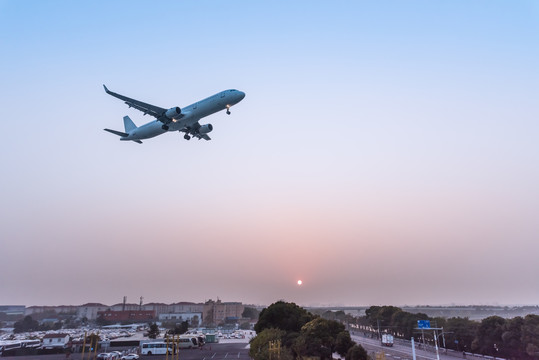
[{"left": 120, "top": 89, "right": 245, "bottom": 142}]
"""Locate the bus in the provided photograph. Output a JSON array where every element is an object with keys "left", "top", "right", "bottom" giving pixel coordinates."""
[
  {"left": 0, "top": 340, "right": 41, "bottom": 356},
  {"left": 176, "top": 336, "right": 198, "bottom": 349},
  {"left": 0, "top": 341, "right": 20, "bottom": 356},
  {"left": 140, "top": 342, "right": 173, "bottom": 355}
]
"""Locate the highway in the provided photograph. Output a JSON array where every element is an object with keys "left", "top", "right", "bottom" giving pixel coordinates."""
[{"left": 350, "top": 333, "right": 466, "bottom": 360}]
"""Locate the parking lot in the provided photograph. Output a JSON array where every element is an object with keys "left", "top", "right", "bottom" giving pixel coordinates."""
[{"left": 1, "top": 341, "right": 251, "bottom": 360}]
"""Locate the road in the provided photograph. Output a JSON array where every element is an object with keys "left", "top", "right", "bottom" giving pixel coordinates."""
[{"left": 351, "top": 333, "right": 465, "bottom": 360}]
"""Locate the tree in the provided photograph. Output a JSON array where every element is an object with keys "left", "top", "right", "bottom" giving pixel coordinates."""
[
  {"left": 501, "top": 316, "right": 524, "bottom": 359},
  {"left": 249, "top": 328, "right": 292, "bottom": 360},
  {"left": 293, "top": 318, "right": 354, "bottom": 360},
  {"left": 14, "top": 315, "right": 39, "bottom": 333},
  {"left": 255, "top": 301, "right": 313, "bottom": 333},
  {"left": 166, "top": 321, "right": 188, "bottom": 335},
  {"left": 53, "top": 320, "right": 63, "bottom": 330},
  {"left": 520, "top": 315, "right": 539, "bottom": 358},
  {"left": 365, "top": 306, "right": 402, "bottom": 329},
  {"left": 472, "top": 316, "right": 505, "bottom": 355},
  {"left": 335, "top": 330, "right": 355, "bottom": 356},
  {"left": 444, "top": 317, "right": 478, "bottom": 352},
  {"left": 389, "top": 310, "right": 425, "bottom": 339},
  {"left": 148, "top": 323, "right": 160, "bottom": 339},
  {"left": 243, "top": 307, "right": 260, "bottom": 320},
  {"left": 96, "top": 315, "right": 111, "bottom": 327},
  {"left": 345, "top": 345, "right": 369, "bottom": 360}
]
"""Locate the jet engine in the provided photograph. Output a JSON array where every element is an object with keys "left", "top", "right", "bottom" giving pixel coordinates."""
[
  {"left": 199, "top": 124, "right": 213, "bottom": 134},
  {"left": 165, "top": 106, "right": 182, "bottom": 119}
]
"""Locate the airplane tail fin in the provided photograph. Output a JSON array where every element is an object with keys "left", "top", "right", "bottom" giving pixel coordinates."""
[{"left": 123, "top": 116, "right": 137, "bottom": 133}]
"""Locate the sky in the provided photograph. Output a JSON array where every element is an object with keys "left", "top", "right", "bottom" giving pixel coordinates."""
[{"left": 0, "top": 1, "right": 538, "bottom": 308}]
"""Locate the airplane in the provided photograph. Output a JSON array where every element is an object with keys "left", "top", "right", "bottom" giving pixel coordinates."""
[{"left": 103, "top": 85, "right": 245, "bottom": 143}]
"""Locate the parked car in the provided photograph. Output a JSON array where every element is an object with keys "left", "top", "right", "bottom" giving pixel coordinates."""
[
  {"left": 121, "top": 354, "right": 139, "bottom": 360},
  {"left": 97, "top": 354, "right": 110, "bottom": 360}
]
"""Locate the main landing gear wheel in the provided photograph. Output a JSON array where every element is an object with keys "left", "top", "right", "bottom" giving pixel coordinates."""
[
  {"left": 162, "top": 125, "right": 169, "bottom": 130},
  {"left": 184, "top": 134, "right": 191, "bottom": 140}
]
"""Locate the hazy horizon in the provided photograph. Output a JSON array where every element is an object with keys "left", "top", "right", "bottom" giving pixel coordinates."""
[
  {"left": 1, "top": 1, "right": 538, "bottom": 308},
  {"left": 5, "top": 299, "right": 539, "bottom": 308}
]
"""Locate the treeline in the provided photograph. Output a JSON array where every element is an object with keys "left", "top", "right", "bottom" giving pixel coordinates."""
[
  {"left": 360, "top": 305, "right": 539, "bottom": 359},
  {"left": 13, "top": 315, "right": 63, "bottom": 333},
  {"left": 250, "top": 301, "right": 368, "bottom": 360}
]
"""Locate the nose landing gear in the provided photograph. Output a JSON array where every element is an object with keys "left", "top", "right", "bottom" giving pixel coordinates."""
[{"left": 226, "top": 105, "right": 231, "bottom": 115}]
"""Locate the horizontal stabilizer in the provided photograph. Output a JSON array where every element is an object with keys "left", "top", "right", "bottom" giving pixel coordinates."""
[{"left": 104, "top": 128, "right": 128, "bottom": 137}]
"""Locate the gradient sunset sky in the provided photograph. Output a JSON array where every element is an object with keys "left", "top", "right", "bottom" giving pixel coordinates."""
[{"left": 1, "top": 1, "right": 538, "bottom": 307}]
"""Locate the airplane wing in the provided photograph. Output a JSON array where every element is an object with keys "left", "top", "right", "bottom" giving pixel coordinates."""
[{"left": 103, "top": 85, "right": 166, "bottom": 118}]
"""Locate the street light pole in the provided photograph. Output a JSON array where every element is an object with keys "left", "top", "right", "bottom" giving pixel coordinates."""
[{"left": 434, "top": 328, "right": 440, "bottom": 360}]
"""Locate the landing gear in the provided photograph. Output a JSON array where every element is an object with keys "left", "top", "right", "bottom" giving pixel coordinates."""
[
  {"left": 162, "top": 125, "right": 169, "bottom": 130},
  {"left": 226, "top": 105, "right": 231, "bottom": 115},
  {"left": 184, "top": 134, "right": 191, "bottom": 140}
]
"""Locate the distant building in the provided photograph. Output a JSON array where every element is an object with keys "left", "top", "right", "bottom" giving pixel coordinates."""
[
  {"left": 98, "top": 310, "right": 156, "bottom": 322},
  {"left": 77, "top": 303, "right": 109, "bottom": 320},
  {"left": 142, "top": 303, "right": 169, "bottom": 316},
  {"left": 0, "top": 306, "right": 25, "bottom": 316},
  {"left": 159, "top": 312, "right": 202, "bottom": 325},
  {"left": 42, "top": 333, "right": 70, "bottom": 349},
  {"left": 203, "top": 300, "right": 244, "bottom": 326},
  {"left": 25, "top": 305, "right": 78, "bottom": 317},
  {"left": 110, "top": 303, "right": 141, "bottom": 312},
  {"left": 169, "top": 302, "right": 204, "bottom": 314}
]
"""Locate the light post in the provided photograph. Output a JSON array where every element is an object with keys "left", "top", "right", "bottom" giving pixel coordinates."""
[{"left": 436, "top": 329, "right": 453, "bottom": 354}]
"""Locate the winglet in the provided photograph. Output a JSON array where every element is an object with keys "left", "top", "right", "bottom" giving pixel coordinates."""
[{"left": 103, "top": 84, "right": 110, "bottom": 93}]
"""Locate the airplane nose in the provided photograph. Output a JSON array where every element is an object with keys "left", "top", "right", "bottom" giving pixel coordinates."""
[{"left": 239, "top": 91, "right": 246, "bottom": 100}]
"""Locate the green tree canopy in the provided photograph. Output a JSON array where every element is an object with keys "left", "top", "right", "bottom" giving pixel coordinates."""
[
  {"left": 166, "top": 321, "right": 188, "bottom": 335},
  {"left": 249, "top": 328, "right": 292, "bottom": 360},
  {"left": 255, "top": 301, "right": 314, "bottom": 333},
  {"left": 345, "top": 345, "right": 369, "bottom": 360},
  {"left": 520, "top": 314, "right": 539, "bottom": 358},
  {"left": 365, "top": 306, "right": 402, "bottom": 329},
  {"left": 472, "top": 316, "right": 506, "bottom": 355},
  {"left": 148, "top": 323, "right": 160, "bottom": 339},
  {"left": 292, "top": 318, "right": 354, "bottom": 359},
  {"left": 444, "top": 317, "right": 478, "bottom": 352},
  {"left": 14, "top": 315, "right": 39, "bottom": 333},
  {"left": 243, "top": 307, "right": 260, "bottom": 320}
]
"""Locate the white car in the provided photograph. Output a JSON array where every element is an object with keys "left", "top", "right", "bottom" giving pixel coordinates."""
[{"left": 121, "top": 354, "right": 139, "bottom": 360}]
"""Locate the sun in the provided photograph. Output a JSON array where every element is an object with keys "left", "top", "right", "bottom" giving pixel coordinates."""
[{"left": 297, "top": 280, "right": 303, "bottom": 286}]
